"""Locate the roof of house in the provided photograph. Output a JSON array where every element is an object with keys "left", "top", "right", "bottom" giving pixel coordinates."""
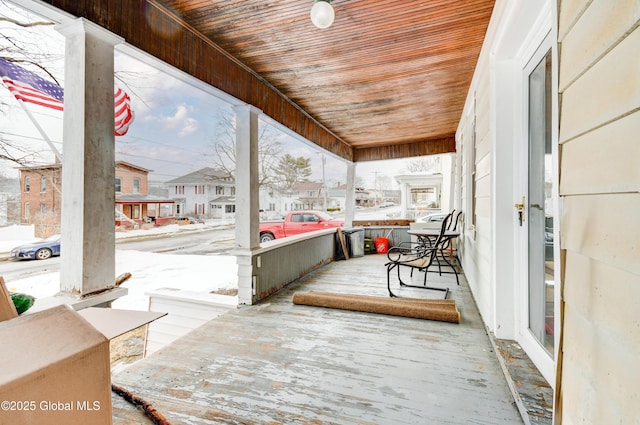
[
  {"left": 116, "top": 161, "right": 152, "bottom": 173},
  {"left": 165, "top": 167, "right": 234, "bottom": 184},
  {"left": 291, "top": 182, "right": 323, "bottom": 191},
  {"left": 115, "top": 194, "right": 175, "bottom": 204},
  {"left": 210, "top": 196, "right": 236, "bottom": 204}
]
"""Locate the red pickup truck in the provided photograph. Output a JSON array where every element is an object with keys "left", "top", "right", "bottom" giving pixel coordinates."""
[{"left": 259, "top": 210, "right": 344, "bottom": 242}]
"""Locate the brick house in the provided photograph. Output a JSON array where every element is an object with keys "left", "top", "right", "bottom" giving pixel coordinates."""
[
  {"left": 114, "top": 161, "right": 175, "bottom": 227},
  {"left": 18, "top": 162, "right": 62, "bottom": 238},
  {"left": 18, "top": 161, "right": 174, "bottom": 236}
]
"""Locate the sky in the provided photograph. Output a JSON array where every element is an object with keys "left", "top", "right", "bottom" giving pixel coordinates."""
[{"left": 0, "top": 1, "right": 418, "bottom": 190}]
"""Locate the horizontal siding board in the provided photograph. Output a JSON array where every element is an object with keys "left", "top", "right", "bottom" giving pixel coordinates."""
[
  {"left": 562, "top": 299, "right": 640, "bottom": 424},
  {"left": 476, "top": 153, "right": 491, "bottom": 179},
  {"left": 560, "top": 26, "right": 640, "bottom": 142},
  {"left": 476, "top": 172, "right": 492, "bottom": 199},
  {"left": 562, "top": 193, "right": 640, "bottom": 275},
  {"left": 558, "top": 0, "right": 590, "bottom": 40},
  {"left": 564, "top": 251, "right": 640, "bottom": 354},
  {"left": 560, "top": 111, "right": 640, "bottom": 195},
  {"left": 559, "top": 0, "right": 640, "bottom": 91}
]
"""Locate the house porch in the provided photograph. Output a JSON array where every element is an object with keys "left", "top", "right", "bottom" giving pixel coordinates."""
[{"left": 112, "top": 254, "right": 525, "bottom": 424}]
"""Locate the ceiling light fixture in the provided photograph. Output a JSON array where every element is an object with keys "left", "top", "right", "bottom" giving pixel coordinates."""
[{"left": 310, "top": 0, "right": 335, "bottom": 29}]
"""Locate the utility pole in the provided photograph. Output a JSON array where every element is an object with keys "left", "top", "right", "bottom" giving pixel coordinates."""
[
  {"left": 317, "top": 152, "right": 328, "bottom": 211},
  {"left": 321, "top": 153, "right": 327, "bottom": 211},
  {"left": 373, "top": 170, "right": 379, "bottom": 207}
]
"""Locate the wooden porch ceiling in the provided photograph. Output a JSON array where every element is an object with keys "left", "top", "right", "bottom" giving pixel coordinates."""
[{"left": 45, "top": 0, "right": 495, "bottom": 162}]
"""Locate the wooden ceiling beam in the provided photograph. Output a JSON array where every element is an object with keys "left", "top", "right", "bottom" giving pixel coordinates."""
[{"left": 353, "top": 135, "right": 456, "bottom": 162}]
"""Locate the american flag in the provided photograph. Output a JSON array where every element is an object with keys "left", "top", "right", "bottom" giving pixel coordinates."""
[
  {"left": 0, "top": 58, "right": 64, "bottom": 110},
  {"left": 0, "top": 58, "right": 134, "bottom": 136},
  {"left": 114, "top": 87, "right": 134, "bottom": 136}
]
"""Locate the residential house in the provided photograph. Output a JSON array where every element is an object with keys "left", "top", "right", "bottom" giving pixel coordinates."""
[
  {"left": 326, "top": 183, "right": 346, "bottom": 211},
  {"left": 288, "top": 181, "right": 325, "bottom": 211},
  {"left": 17, "top": 161, "right": 173, "bottom": 236},
  {"left": 165, "top": 167, "right": 235, "bottom": 219},
  {"left": 354, "top": 187, "right": 373, "bottom": 208},
  {"left": 114, "top": 161, "right": 175, "bottom": 227},
  {"left": 17, "top": 163, "right": 62, "bottom": 238},
  {"left": 0, "top": 175, "right": 19, "bottom": 226},
  {"left": 452, "top": 1, "right": 639, "bottom": 421}
]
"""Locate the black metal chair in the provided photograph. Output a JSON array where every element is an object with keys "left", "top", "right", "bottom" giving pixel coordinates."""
[
  {"left": 385, "top": 212, "right": 453, "bottom": 298},
  {"left": 436, "top": 210, "right": 462, "bottom": 270}
]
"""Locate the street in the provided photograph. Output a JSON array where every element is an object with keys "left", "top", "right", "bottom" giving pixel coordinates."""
[{"left": 0, "top": 225, "right": 236, "bottom": 282}]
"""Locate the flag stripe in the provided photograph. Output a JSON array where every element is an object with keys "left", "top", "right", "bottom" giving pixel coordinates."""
[
  {"left": 0, "top": 58, "right": 134, "bottom": 136},
  {"left": 2, "top": 78, "right": 64, "bottom": 111}
]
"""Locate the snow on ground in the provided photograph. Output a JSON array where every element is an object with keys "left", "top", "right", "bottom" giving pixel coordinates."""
[
  {"left": 2, "top": 220, "right": 237, "bottom": 311},
  {"left": 2, "top": 210, "right": 407, "bottom": 312},
  {"left": 6, "top": 250, "right": 238, "bottom": 311}
]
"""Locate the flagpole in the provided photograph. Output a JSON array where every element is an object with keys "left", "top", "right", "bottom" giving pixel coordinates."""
[{"left": 15, "top": 99, "right": 63, "bottom": 163}]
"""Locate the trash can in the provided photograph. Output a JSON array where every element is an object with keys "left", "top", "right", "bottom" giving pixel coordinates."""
[
  {"left": 335, "top": 227, "right": 365, "bottom": 259},
  {"left": 349, "top": 228, "right": 364, "bottom": 257},
  {"left": 375, "top": 237, "right": 389, "bottom": 254}
]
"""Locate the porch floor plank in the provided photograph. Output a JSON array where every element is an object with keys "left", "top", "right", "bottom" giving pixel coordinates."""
[{"left": 112, "top": 254, "right": 523, "bottom": 424}]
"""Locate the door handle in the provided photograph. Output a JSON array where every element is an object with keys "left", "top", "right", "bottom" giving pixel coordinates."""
[{"left": 514, "top": 196, "right": 525, "bottom": 226}]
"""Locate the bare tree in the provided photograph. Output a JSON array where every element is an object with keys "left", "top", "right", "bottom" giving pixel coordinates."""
[
  {"left": 376, "top": 174, "right": 393, "bottom": 191},
  {"left": 210, "top": 111, "right": 283, "bottom": 186},
  {"left": 0, "top": 1, "right": 62, "bottom": 168},
  {"left": 404, "top": 156, "right": 442, "bottom": 173}
]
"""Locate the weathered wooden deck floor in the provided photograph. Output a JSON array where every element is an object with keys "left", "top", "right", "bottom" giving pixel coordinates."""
[{"left": 112, "top": 254, "right": 523, "bottom": 424}]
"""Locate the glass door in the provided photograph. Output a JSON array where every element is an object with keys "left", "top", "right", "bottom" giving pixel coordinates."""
[{"left": 527, "top": 50, "right": 554, "bottom": 356}]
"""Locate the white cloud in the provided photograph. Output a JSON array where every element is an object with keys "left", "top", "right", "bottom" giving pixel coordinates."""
[{"left": 178, "top": 117, "right": 199, "bottom": 137}]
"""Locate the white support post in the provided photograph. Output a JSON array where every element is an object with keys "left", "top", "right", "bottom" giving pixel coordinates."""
[
  {"left": 344, "top": 161, "right": 356, "bottom": 227},
  {"left": 233, "top": 105, "right": 261, "bottom": 305},
  {"left": 56, "top": 19, "right": 123, "bottom": 298}
]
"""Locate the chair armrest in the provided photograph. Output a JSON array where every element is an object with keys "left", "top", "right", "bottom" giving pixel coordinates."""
[{"left": 387, "top": 243, "right": 436, "bottom": 263}]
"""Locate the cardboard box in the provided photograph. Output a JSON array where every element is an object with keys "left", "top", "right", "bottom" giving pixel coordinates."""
[{"left": 0, "top": 305, "right": 112, "bottom": 425}]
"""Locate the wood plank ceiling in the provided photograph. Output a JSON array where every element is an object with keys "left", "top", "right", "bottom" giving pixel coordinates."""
[{"left": 46, "top": 0, "right": 495, "bottom": 163}]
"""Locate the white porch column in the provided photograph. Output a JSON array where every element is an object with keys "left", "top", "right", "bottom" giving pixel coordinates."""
[
  {"left": 400, "top": 182, "right": 409, "bottom": 218},
  {"left": 233, "top": 105, "right": 261, "bottom": 305},
  {"left": 56, "top": 19, "right": 122, "bottom": 298},
  {"left": 344, "top": 161, "right": 356, "bottom": 227}
]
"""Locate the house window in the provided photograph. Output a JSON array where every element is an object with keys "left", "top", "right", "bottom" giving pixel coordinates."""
[
  {"left": 216, "top": 186, "right": 224, "bottom": 195},
  {"left": 24, "top": 202, "right": 29, "bottom": 219},
  {"left": 231, "top": 187, "right": 236, "bottom": 195},
  {"left": 25, "top": 177, "right": 30, "bottom": 193},
  {"left": 176, "top": 185, "right": 184, "bottom": 195},
  {"left": 115, "top": 178, "right": 122, "bottom": 193},
  {"left": 41, "top": 176, "right": 46, "bottom": 193},
  {"left": 41, "top": 203, "right": 46, "bottom": 215},
  {"left": 225, "top": 205, "right": 235, "bottom": 214},
  {"left": 470, "top": 113, "right": 477, "bottom": 229},
  {"left": 308, "top": 191, "right": 314, "bottom": 197},
  {"left": 176, "top": 204, "right": 182, "bottom": 214},
  {"left": 133, "top": 178, "right": 140, "bottom": 194},
  {"left": 464, "top": 94, "right": 477, "bottom": 233}
]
